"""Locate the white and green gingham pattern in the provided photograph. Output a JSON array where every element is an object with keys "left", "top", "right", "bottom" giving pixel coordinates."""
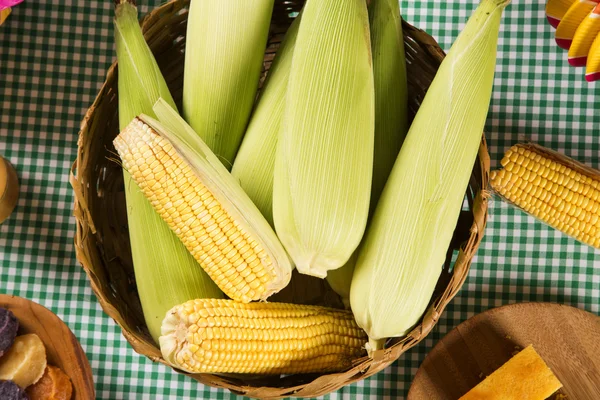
[{"left": 0, "top": 1, "right": 598, "bottom": 398}]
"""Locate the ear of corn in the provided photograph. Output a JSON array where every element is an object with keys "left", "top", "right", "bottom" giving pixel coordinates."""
[
  {"left": 230, "top": 15, "right": 302, "bottom": 226},
  {"left": 183, "top": 0, "right": 274, "bottom": 168},
  {"left": 159, "top": 299, "right": 367, "bottom": 374},
  {"left": 273, "top": 0, "right": 374, "bottom": 279},
  {"left": 114, "top": 0, "right": 222, "bottom": 342},
  {"left": 491, "top": 144, "right": 600, "bottom": 249},
  {"left": 555, "top": 0, "right": 599, "bottom": 50},
  {"left": 326, "top": 0, "right": 408, "bottom": 305},
  {"left": 546, "top": 0, "right": 577, "bottom": 28},
  {"left": 350, "top": 0, "right": 509, "bottom": 351},
  {"left": 113, "top": 100, "right": 293, "bottom": 303}
]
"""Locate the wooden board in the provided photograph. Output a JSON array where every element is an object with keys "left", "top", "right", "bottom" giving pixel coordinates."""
[
  {"left": 0, "top": 294, "right": 95, "bottom": 399},
  {"left": 408, "top": 302, "right": 600, "bottom": 400}
]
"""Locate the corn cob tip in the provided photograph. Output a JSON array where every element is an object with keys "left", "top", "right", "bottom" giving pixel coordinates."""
[{"left": 159, "top": 310, "right": 185, "bottom": 370}]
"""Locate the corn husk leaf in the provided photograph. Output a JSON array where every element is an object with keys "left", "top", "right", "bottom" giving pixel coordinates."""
[{"left": 231, "top": 15, "right": 302, "bottom": 226}]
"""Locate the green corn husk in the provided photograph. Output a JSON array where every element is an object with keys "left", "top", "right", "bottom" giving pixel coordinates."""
[
  {"left": 231, "top": 15, "right": 302, "bottom": 226},
  {"left": 325, "top": 252, "right": 356, "bottom": 309},
  {"left": 273, "top": 0, "right": 374, "bottom": 279},
  {"left": 326, "top": 0, "right": 408, "bottom": 304},
  {"left": 183, "top": 0, "right": 274, "bottom": 168},
  {"left": 369, "top": 0, "right": 408, "bottom": 208},
  {"left": 350, "top": 0, "right": 510, "bottom": 352},
  {"left": 115, "top": 0, "right": 222, "bottom": 343}
]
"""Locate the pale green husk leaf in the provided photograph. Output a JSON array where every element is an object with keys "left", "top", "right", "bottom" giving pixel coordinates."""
[{"left": 231, "top": 15, "right": 302, "bottom": 226}]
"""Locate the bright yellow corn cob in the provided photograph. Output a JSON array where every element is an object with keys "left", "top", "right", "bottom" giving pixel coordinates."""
[
  {"left": 115, "top": 0, "right": 223, "bottom": 342},
  {"left": 113, "top": 105, "right": 292, "bottom": 303},
  {"left": 159, "top": 299, "right": 367, "bottom": 374},
  {"left": 491, "top": 144, "right": 600, "bottom": 249}
]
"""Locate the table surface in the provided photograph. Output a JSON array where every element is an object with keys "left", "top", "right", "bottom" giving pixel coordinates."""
[{"left": 1, "top": 1, "right": 599, "bottom": 399}]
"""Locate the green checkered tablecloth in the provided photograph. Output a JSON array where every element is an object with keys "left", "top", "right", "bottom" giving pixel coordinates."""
[{"left": 0, "top": 0, "right": 598, "bottom": 398}]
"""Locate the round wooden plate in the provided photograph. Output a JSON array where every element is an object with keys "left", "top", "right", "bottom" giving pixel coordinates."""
[
  {"left": 407, "top": 302, "right": 600, "bottom": 400},
  {"left": 0, "top": 294, "right": 95, "bottom": 399}
]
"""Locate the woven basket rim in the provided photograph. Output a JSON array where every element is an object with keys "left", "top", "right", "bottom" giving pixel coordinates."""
[{"left": 70, "top": 1, "right": 490, "bottom": 398}]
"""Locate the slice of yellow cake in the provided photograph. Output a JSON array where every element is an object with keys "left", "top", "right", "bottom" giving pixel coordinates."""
[{"left": 460, "top": 345, "right": 563, "bottom": 400}]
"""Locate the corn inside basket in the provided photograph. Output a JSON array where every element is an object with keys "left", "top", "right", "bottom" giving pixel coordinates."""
[{"left": 71, "top": 0, "right": 490, "bottom": 397}]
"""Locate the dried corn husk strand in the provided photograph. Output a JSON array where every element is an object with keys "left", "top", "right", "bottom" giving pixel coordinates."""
[
  {"left": 326, "top": 0, "right": 408, "bottom": 305},
  {"left": 231, "top": 15, "right": 301, "bottom": 226},
  {"left": 350, "top": 0, "right": 509, "bottom": 352},
  {"left": 273, "top": 0, "right": 374, "bottom": 278},
  {"left": 160, "top": 299, "right": 367, "bottom": 374},
  {"left": 114, "top": 0, "right": 222, "bottom": 342},
  {"left": 114, "top": 100, "right": 293, "bottom": 303},
  {"left": 183, "top": 0, "right": 274, "bottom": 167},
  {"left": 491, "top": 143, "right": 600, "bottom": 249}
]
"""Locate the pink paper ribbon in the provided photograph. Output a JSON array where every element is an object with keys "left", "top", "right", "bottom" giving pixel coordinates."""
[{"left": 0, "top": 0, "right": 23, "bottom": 11}]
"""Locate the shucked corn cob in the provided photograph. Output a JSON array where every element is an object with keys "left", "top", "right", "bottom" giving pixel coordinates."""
[
  {"left": 159, "top": 299, "right": 367, "bottom": 374},
  {"left": 114, "top": 0, "right": 222, "bottom": 342},
  {"left": 491, "top": 144, "right": 600, "bottom": 249},
  {"left": 114, "top": 102, "right": 292, "bottom": 303}
]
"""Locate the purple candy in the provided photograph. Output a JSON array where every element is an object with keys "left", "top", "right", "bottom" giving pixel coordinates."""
[
  {"left": 0, "top": 380, "right": 28, "bottom": 399},
  {"left": 0, "top": 308, "right": 19, "bottom": 358}
]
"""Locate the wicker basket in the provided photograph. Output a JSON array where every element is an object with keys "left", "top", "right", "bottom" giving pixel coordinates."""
[{"left": 71, "top": 1, "right": 490, "bottom": 398}]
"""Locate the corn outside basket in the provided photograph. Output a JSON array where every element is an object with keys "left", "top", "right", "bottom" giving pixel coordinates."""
[{"left": 71, "top": 0, "right": 490, "bottom": 398}]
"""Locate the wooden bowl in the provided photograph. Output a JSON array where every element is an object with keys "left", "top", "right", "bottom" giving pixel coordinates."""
[
  {"left": 71, "top": 0, "right": 490, "bottom": 397},
  {"left": 408, "top": 302, "right": 600, "bottom": 400},
  {"left": 0, "top": 294, "right": 95, "bottom": 399}
]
